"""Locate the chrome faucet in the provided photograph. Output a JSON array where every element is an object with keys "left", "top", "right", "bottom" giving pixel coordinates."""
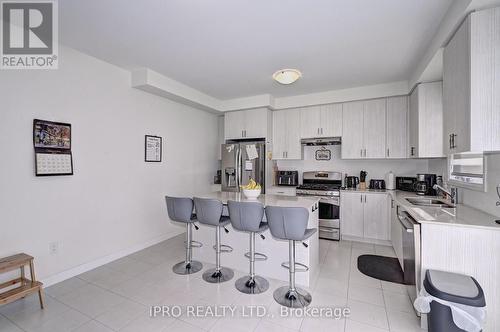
[{"left": 433, "top": 184, "right": 458, "bottom": 204}]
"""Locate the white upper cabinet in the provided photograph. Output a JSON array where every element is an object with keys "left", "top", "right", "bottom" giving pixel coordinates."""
[
  {"left": 272, "top": 109, "right": 301, "bottom": 159},
  {"left": 443, "top": 8, "right": 500, "bottom": 154},
  {"left": 386, "top": 96, "right": 408, "bottom": 158},
  {"left": 300, "top": 104, "right": 342, "bottom": 138},
  {"left": 224, "top": 108, "right": 269, "bottom": 140},
  {"left": 342, "top": 99, "right": 386, "bottom": 159},
  {"left": 300, "top": 106, "right": 321, "bottom": 138},
  {"left": 320, "top": 104, "right": 343, "bottom": 137},
  {"left": 408, "top": 82, "right": 444, "bottom": 158},
  {"left": 224, "top": 111, "right": 245, "bottom": 140},
  {"left": 363, "top": 99, "right": 387, "bottom": 159},
  {"left": 342, "top": 101, "right": 365, "bottom": 159}
]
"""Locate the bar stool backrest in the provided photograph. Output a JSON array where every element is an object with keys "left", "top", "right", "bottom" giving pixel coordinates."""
[
  {"left": 227, "top": 201, "right": 264, "bottom": 232},
  {"left": 193, "top": 197, "right": 223, "bottom": 226},
  {"left": 265, "top": 206, "right": 309, "bottom": 241},
  {"left": 165, "top": 196, "right": 194, "bottom": 223}
]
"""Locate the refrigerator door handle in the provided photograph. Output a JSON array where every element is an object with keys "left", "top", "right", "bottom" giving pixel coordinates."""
[{"left": 236, "top": 147, "right": 241, "bottom": 189}]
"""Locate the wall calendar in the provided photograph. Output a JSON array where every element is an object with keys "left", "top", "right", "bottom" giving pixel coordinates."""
[{"left": 33, "top": 119, "right": 73, "bottom": 176}]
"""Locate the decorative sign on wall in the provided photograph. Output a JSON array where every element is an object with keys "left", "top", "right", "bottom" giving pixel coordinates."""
[
  {"left": 145, "top": 135, "right": 162, "bottom": 162},
  {"left": 33, "top": 119, "right": 73, "bottom": 176},
  {"left": 315, "top": 148, "right": 331, "bottom": 161}
]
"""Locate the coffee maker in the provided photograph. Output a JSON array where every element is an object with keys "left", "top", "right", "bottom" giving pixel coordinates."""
[{"left": 415, "top": 174, "right": 437, "bottom": 196}]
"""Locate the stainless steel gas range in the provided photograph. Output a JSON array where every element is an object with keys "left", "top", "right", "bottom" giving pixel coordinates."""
[{"left": 296, "top": 171, "right": 341, "bottom": 241}]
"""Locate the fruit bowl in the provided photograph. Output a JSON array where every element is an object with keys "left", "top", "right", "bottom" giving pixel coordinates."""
[{"left": 242, "top": 188, "right": 261, "bottom": 199}]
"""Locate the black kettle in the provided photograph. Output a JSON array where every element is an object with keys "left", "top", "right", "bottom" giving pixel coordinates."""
[{"left": 345, "top": 176, "right": 360, "bottom": 189}]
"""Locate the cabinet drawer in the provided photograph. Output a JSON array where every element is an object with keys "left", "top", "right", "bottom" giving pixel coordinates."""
[
  {"left": 319, "top": 219, "right": 339, "bottom": 229},
  {"left": 319, "top": 227, "right": 340, "bottom": 241}
]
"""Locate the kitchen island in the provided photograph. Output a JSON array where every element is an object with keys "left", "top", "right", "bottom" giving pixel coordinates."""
[{"left": 188, "top": 192, "right": 320, "bottom": 287}]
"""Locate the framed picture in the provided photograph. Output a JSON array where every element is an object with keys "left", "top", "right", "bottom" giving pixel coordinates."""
[
  {"left": 145, "top": 135, "right": 162, "bottom": 162},
  {"left": 33, "top": 119, "right": 71, "bottom": 150},
  {"left": 315, "top": 149, "right": 331, "bottom": 161},
  {"left": 35, "top": 151, "right": 73, "bottom": 176}
]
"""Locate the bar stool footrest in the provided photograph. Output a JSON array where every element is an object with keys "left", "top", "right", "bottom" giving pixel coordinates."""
[
  {"left": 212, "top": 244, "right": 233, "bottom": 253},
  {"left": 244, "top": 252, "right": 268, "bottom": 261},
  {"left": 185, "top": 240, "right": 203, "bottom": 248},
  {"left": 280, "top": 261, "right": 309, "bottom": 272}
]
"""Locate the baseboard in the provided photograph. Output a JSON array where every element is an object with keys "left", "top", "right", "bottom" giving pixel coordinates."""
[
  {"left": 41, "top": 229, "right": 184, "bottom": 287},
  {"left": 341, "top": 235, "right": 392, "bottom": 246}
]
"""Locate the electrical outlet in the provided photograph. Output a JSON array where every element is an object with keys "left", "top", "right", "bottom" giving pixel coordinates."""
[{"left": 49, "top": 242, "right": 59, "bottom": 255}]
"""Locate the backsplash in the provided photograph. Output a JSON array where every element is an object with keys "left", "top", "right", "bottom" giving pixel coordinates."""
[{"left": 276, "top": 145, "right": 440, "bottom": 183}]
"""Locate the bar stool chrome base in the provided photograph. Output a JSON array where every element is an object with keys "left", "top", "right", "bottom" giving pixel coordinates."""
[
  {"left": 202, "top": 267, "right": 234, "bottom": 283},
  {"left": 172, "top": 260, "right": 203, "bottom": 275},
  {"left": 235, "top": 276, "right": 269, "bottom": 294},
  {"left": 273, "top": 286, "right": 312, "bottom": 308}
]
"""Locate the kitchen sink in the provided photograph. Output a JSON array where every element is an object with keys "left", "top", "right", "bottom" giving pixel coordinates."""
[{"left": 405, "top": 197, "right": 455, "bottom": 209}]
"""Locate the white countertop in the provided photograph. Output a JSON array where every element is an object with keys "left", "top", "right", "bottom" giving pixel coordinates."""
[
  {"left": 390, "top": 190, "right": 500, "bottom": 230},
  {"left": 196, "top": 191, "right": 319, "bottom": 209}
]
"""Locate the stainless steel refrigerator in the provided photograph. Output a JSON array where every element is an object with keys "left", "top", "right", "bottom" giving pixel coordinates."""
[{"left": 221, "top": 141, "right": 266, "bottom": 193}]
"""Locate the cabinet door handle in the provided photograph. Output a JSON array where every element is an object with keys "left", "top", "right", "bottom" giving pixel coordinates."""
[
  {"left": 285, "top": 151, "right": 288, "bottom": 158},
  {"left": 387, "top": 148, "right": 390, "bottom": 158},
  {"left": 452, "top": 134, "right": 457, "bottom": 149},
  {"left": 360, "top": 195, "right": 363, "bottom": 203},
  {"left": 364, "top": 195, "right": 367, "bottom": 203},
  {"left": 449, "top": 134, "right": 452, "bottom": 149},
  {"left": 321, "top": 128, "right": 323, "bottom": 135},
  {"left": 411, "top": 147, "right": 415, "bottom": 156},
  {"left": 360, "top": 149, "right": 363, "bottom": 157}
]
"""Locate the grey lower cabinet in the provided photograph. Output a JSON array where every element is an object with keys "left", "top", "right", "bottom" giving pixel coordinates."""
[
  {"left": 341, "top": 192, "right": 390, "bottom": 242},
  {"left": 443, "top": 7, "right": 500, "bottom": 154}
]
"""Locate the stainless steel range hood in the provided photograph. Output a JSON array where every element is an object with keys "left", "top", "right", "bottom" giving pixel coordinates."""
[{"left": 301, "top": 137, "right": 341, "bottom": 146}]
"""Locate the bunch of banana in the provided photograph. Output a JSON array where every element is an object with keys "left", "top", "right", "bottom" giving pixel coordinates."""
[{"left": 240, "top": 178, "right": 261, "bottom": 190}]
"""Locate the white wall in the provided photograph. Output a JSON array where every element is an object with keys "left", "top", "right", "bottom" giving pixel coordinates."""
[
  {"left": 0, "top": 46, "right": 219, "bottom": 284},
  {"left": 276, "top": 145, "right": 437, "bottom": 183}
]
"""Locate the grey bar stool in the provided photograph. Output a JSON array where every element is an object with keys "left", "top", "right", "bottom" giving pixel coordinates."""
[
  {"left": 227, "top": 200, "right": 269, "bottom": 294},
  {"left": 165, "top": 196, "right": 203, "bottom": 275},
  {"left": 265, "top": 206, "right": 317, "bottom": 308},
  {"left": 193, "top": 197, "right": 234, "bottom": 283}
]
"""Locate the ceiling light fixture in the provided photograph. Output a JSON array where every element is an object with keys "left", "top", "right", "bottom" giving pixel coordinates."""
[{"left": 272, "top": 69, "right": 302, "bottom": 85}]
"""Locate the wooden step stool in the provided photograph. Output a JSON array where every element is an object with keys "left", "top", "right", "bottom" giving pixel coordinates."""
[{"left": 0, "top": 253, "right": 44, "bottom": 309}]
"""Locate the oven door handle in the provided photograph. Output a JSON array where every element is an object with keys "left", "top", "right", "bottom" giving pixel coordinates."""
[
  {"left": 319, "top": 198, "right": 340, "bottom": 205},
  {"left": 319, "top": 226, "right": 336, "bottom": 233}
]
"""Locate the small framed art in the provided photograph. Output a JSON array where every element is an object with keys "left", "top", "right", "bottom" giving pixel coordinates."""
[{"left": 145, "top": 135, "right": 162, "bottom": 162}]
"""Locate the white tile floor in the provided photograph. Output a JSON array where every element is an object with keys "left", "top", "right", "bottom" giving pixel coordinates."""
[{"left": 0, "top": 235, "right": 424, "bottom": 332}]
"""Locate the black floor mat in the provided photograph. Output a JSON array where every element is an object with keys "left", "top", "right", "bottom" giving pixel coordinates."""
[{"left": 357, "top": 254, "right": 405, "bottom": 284}]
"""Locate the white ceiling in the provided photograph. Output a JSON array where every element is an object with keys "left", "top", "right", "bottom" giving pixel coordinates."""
[{"left": 60, "top": 0, "right": 453, "bottom": 100}]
